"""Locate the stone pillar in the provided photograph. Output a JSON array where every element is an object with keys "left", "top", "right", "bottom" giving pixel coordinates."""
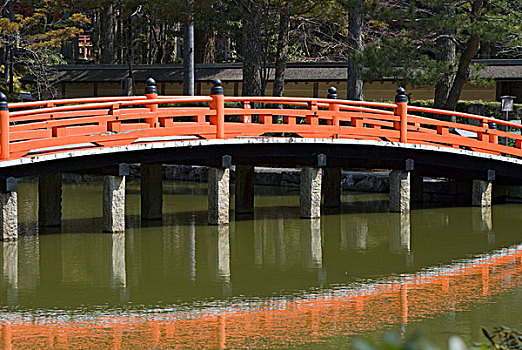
[
  {"left": 472, "top": 180, "right": 492, "bottom": 207},
  {"left": 235, "top": 165, "right": 254, "bottom": 214},
  {"left": 38, "top": 173, "right": 62, "bottom": 227},
  {"left": 0, "top": 178, "right": 17, "bottom": 241},
  {"left": 323, "top": 167, "right": 341, "bottom": 208},
  {"left": 390, "top": 170, "right": 410, "bottom": 212},
  {"left": 103, "top": 175, "right": 126, "bottom": 233},
  {"left": 300, "top": 167, "right": 322, "bottom": 218},
  {"left": 140, "top": 163, "right": 163, "bottom": 221},
  {"left": 208, "top": 167, "right": 230, "bottom": 225}
]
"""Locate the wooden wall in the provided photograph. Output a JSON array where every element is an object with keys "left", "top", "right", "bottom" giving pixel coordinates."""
[{"left": 62, "top": 80, "right": 497, "bottom": 102}]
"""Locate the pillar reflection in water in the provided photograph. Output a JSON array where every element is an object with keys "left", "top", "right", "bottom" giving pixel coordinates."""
[
  {"left": 340, "top": 216, "right": 368, "bottom": 252},
  {"left": 390, "top": 212, "right": 413, "bottom": 267},
  {"left": 472, "top": 206, "right": 494, "bottom": 244},
  {"left": 472, "top": 206, "right": 492, "bottom": 232},
  {"left": 111, "top": 233, "right": 126, "bottom": 287},
  {"left": 254, "top": 218, "right": 263, "bottom": 267},
  {"left": 301, "top": 219, "right": 323, "bottom": 270},
  {"left": 2, "top": 241, "right": 18, "bottom": 305},
  {"left": 18, "top": 235, "right": 40, "bottom": 292},
  {"left": 273, "top": 213, "right": 286, "bottom": 267},
  {"left": 189, "top": 214, "right": 196, "bottom": 282},
  {"left": 389, "top": 212, "right": 411, "bottom": 253},
  {"left": 125, "top": 225, "right": 141, "bottom": 290},
  {"left": 207, "top": 225, "right": 231, "bottom": 294}
]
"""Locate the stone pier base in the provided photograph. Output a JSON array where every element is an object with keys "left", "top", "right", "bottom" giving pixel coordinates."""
[
  {"left": 390, "top": 170, "right": 410, "bottom": 213},
  {"left": 0, "top": 191, "right": 17, "bottom": 241},
  {"left": 300, "top": 167, "right": 322, "bottom": 218},
  {"left": 235, "top": 165, "right": 254, "bottom": 214},
  {"left": 472, "top": 180, "right": 492, "bottom": 207},
  {"left": 39, "top": 173, "right": 62, "bottom": 227},
  {"left": 103, "top": 175, "right": 126, "bottom": 232},
  {"left": 208, "top": 167, "right": 230, "bottom": 225},
  {"left": 141, "top": 164, "right": 163, "bottom": 220},
  {"left": 323, "top": 167, "right": 341, "bottom": 208}
]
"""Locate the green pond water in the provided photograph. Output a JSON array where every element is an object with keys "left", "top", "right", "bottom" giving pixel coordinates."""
[{"left": 0, "top": 180, "right": 521, "bottom": 349}]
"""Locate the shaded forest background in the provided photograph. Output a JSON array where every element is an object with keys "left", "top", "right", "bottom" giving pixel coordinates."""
[{"left": 0, "top": 0, "right": 520, "bottom": 109}]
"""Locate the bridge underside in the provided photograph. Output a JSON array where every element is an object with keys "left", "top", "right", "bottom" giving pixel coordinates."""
[{"left": 0, "top": 138, "right": 521, "bottom": 185}]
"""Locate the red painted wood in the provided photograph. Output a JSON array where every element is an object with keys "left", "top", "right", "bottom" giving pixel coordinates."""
[{"left": 1, "top": 94, "right": 520, "bottom": 162}]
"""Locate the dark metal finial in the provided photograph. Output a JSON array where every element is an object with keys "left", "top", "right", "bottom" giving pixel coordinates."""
[
  {"left": 211, "top": 79, "right": 223, "bottom": 95},
  {"left": 0, "top": 92, "right": 8, "bottom": 111},
  {"left": 327, "top": 86, "right": 338, "bottom": 99},
  {"left": 395, "top": 87, "right": 407, "bottom": 103},
  {"left": 145, "top": 78, "right": 157, "bottom": 95}
]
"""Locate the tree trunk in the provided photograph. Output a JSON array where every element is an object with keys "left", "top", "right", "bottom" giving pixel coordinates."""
[
  {"left": 434, "top": 6, "right": 456, "bottom": 109},
  {"left": 195, "top": 27, "right": 216, "bottom": 64},
  {"left": 443, "top": 0, "right": 484, "bottom": 110},
  {"left": 240, "top": 0, "right": 263, "bottom": 96},
  {"left": 101, "top": 2, "right": 115, "bottom": 63},
  {"left": 347, "top": 0, "right": 364, "bottom": 101},
  {"left": 183, "top": 22, "right": 195, "bottom": 95},
  {"left": 443, "top": 34, "right": 480, "bottom": 110},
  {"left": 272, "top": 4, "right": 290, "bottom": 97}
]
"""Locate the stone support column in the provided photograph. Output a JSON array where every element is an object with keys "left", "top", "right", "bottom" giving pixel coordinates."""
[
  {"left": 390, "top": 170, "right": 410, "bottom": 213},
  {"left": 103, "top": 175, "right": 126, "bottom": 233},
  {"left": 300, "top": 167, "right": 322, "bottom": 218},
  {"left": 208, "top": 167, "right": 230, "bottom": 225},
  {"left": 140, "top": 163, "right": 163, "bottom": 221},
  {"left": 472, "top": 180, "right": 492, "bottom": 207},
  {"left": 235, "top": 165, "right": 254, "bottom": 214},
  {"left": 323, "top": 167, "right": 341, "bottom": 208},
  {"left": 38, "top": 173, "right": 62, "bottom": 227},
  {"left": 0, "top": 178, "right": 17, "bottom": 241}
]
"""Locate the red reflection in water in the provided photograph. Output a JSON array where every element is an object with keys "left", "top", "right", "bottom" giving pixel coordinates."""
[{"left": 1, "top": 248, "right": 521, "bottom": 349}]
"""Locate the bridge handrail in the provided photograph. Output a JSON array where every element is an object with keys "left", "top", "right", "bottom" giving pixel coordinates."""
[
  {"left": 0, "top": 79, "right": 520, "bottom": 162},
  {"left": 225, "top": 96, "right": 397, "bottom": 109},
  {"left": 9, "top": 96, "right": 148, "bottom": 110},
  {"left": 9, "top": 96, "right": 214, "bottom": 119},
  {"left": 9, "top": 95, "right": 199, "bottom": 110},
  {"left": 408, "top": 105, "right": 520, "bottom": 128}
]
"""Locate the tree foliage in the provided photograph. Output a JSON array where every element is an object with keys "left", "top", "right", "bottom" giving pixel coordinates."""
[
  {"left": 2, "top": 0, "right": 521, "bottom": 105},
  {"left": 354, "top": 0, "right": 522, "bottom": 109}
]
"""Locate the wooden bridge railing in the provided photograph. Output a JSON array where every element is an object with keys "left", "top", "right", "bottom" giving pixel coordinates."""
[{"left": 0, "top": 78, "right": 520, "bottom": 161}]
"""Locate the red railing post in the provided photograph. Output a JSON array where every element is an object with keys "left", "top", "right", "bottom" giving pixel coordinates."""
[
  {"left": 210, "top": 79, "right": 225, "bottom": 139},
  {"left": 395, "top": 87, "right": 408, "bottom": 143},
  {"left": 144, "top": 78, "right": 158, "bottom": 128},
  {"left": 0, "top": 92, "right": 9, "bottom": 159},
  {"left": 327, "top": 87, "right": 339, "bottom": 126}
]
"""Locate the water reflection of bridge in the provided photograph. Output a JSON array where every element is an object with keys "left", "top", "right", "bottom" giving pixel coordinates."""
[
  {"left": 0, "top": 243, "right": 520, "bottom": 349},
  {"left": 1, "top": 204, "right": 520, "bottom": 348},
  {"left": 0, "top": 205, "right": 508, "bottom": 303}
]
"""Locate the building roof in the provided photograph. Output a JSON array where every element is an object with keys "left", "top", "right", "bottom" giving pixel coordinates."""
[{"left": 22, "top": 60, "right": 522, "bottom": 84}]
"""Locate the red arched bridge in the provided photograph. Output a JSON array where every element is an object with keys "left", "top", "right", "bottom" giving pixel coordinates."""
[{"left": 0, "top": 78, "right": 520, "bottom": 239}]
